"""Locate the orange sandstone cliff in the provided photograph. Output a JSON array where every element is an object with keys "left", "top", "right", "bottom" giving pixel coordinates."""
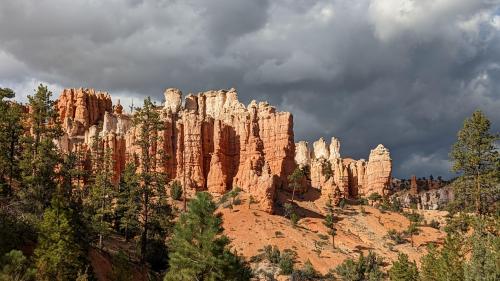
[
  {"left": 56, "top": 87, "right": 295, "bottom": 213},
  {"left": 55, "top": 87, "right": 392, "bottom": 213}
]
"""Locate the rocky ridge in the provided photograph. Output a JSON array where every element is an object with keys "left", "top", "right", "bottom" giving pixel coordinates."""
[
  {"left": 294, "top": 137, "right": 392, "bottom": 205},
  {"left": 56, "top": 87, "right": 295, "bottom": 213}
]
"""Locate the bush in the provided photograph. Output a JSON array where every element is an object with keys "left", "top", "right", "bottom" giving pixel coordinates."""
[
  {"left": 357, "top": 198, "right": 369, "bottom": 205},
  {"left": 387, "top": 229, "right": 406, "bottom": 244},
  {"left": 279, "top": 250, "right": 296, "bottom": 275},
  {"left": 428, "top": 220, "right": 440, "bottom": 229},
  {"left": 360, "top": 206, "right": 367, "bottom": 215},
  {"left": 291, "top": 260, "right": 320, "bottom": 280},
  {"left": 264, "top": 245, "right": 281, "bottom": 264},
  {"left": 170, "top": 181, "right": 183, "bottom": 201},
  {"left": 262, "top": 245, "right": 297, "bottom": 275},
  {"left": 318, "top": 234, "right": 329, "bottom": 240},
  {"left": 404, "top": 211, "right": 423, "bottom": 224},
  {"left": 233, "top": 197, "right": 241, "bottom": 205},
  {"left": 388, "top": 253, "right": 419, "bottom": 281},
  {"left": 334, "top": 251, "right": 385, "bottom": 280},
  {"left": 368, "top": 192, "right": 383, "bottom": 202},
  {"left": 290, "top": 213, "right": 299, "bottom": 227},
  {"left": 339, "top": 199, "right": 347, "bottom": 209},
  {"left": 380, "top": 198, "right": 403, "bottom": 213}
]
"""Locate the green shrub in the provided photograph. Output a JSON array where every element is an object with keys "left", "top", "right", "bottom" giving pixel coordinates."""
[
  {"left": 170, "top": 181, "right": 183, "bottom": 201},
  {"left": 291, "top": 260, "right": 320, "bottom": 280},
  {"left": 387, "top": 229, "right": 406, "bottom": 244},
  {"left": 334, "top": 251, "right": 384, "bottom": 280},
  {"left": 428, "top": 220, "right": 440, "bottom": 229},
  {"left": 279, "top": 250, "right": 296, "bottom": 275},
  {"left": 360, "top": 206, "right": 367, "bottom": 215},
  {"left": 404, "top": 211, "right": 423, "bottom": 224},
  {"left": 368, "top": 192, "right": 382, "bottom": 202},
  {"left": 290, "top": 213, "right": 299, "bottom": 227}
]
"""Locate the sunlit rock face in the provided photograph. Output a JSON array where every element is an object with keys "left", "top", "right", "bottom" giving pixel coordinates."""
[
  {"left": 55, "top": 87, "right": 295, "bottom": 213},
  {"left": 294, "top": 137, "right": 392, "bottom": 208}
]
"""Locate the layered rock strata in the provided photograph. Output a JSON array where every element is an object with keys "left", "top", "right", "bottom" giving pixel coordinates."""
[
  {"left": 294, "top": 137, "right": 392, "bottom": 205},
  {"left": 56, "top": 87, "right": 295, "bottom": 213}
]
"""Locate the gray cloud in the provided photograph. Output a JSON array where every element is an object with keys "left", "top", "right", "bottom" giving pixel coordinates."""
[{"left": 1, "top": 0, "right": 499, "bottom": 179}]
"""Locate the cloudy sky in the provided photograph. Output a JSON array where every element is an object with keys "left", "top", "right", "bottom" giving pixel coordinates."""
[{"left": 1, "top": 0, "right": 499, "bottom": 179}]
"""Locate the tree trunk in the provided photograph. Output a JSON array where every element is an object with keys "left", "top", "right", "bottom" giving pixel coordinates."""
[
  {"left": 476, "top": 171, "right": 481, "bottom": 216},
  {"left": 291, "top": 185, "right": 296, "bottom": 203},
  {"left": 332, "top": 234, "right": 335, "bottom": 248}
]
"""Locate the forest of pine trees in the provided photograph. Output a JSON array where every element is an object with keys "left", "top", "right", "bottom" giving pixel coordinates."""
[{"left": 0, "top": 85, "right": 498, "bottom": 280}]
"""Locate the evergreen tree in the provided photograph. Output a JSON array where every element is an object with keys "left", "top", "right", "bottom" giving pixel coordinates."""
[
  {"left": 464, "top": 220, "right": 500, "bottom": 281},
  {"left": 449, "top": 110, "right": 499, "bottom": 216},
  {"left": 288, "top": 166, "right": 306, "bottom": 203},
  {"left": 34, "top": 196, "right": 86, "bottom": 281},
  {"left": 133, "top": 97, "right": 172, "bottom": 263},
  {"left": 19, "top": 84, "right": 63, "bottom": 216},
  {"left": 0, "top": 250, "right": 36, "bottom": 281},
  {"left": 165, "top": 192, "right": 252, "bottom": 281},
  {"left": 116, "top": 162, "right": 140, "bottom": 241},
  {"left": 388, "top": 253, "right": 418, "bottom": 281},
  {"left": 420, "top": 235, "right": 465, "bottom": 281},
  {"left": 334, "top": 251, "right": 384, "bottom": 281},
  {"left": 85, "top": 147, "right": 115, "bottom": 249},
  {"left": 0, "top": 88, "right": 23, "bottom": 195},
  {"left": 323, "top": 202, "right": 337, "bottom": 248}
]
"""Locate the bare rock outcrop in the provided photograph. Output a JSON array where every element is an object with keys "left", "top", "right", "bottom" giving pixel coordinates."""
[
  {"left": 55, "top": 87, "right": 294, "bottom": 213},
  {"left": 294, "top": 137, "right": 392, "bottom": 206}
]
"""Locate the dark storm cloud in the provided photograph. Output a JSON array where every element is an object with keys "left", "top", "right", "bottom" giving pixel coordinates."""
[{"left": 1, "top": 0, "right": 499, "bottom": 178}]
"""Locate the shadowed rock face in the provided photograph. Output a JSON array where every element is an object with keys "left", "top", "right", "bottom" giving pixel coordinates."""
[
  {"left": 295, "top": 137, "right": 392, "bottom": 206},
  {"left": 56, "top": 87, "right": 295, "bottom": 213}
]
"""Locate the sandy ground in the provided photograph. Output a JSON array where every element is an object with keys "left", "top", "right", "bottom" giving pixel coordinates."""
[{"left": 221, "top": 191, "right": 447, "bottom": 275}]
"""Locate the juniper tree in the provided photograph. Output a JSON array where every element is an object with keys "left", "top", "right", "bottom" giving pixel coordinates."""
[
  {"left": 165, "top": 192, "right": 252, "bottom": 281},
  {"left": 449, "top": 110, "right": 499, "bottom": 216}
]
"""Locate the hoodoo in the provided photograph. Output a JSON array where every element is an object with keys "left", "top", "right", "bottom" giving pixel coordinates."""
[
  {"left": 56, "top": 87, "right": 295, "bottom": 213},
  {"left": 55, "top": 87, "right": 392, "bottom": 213}
]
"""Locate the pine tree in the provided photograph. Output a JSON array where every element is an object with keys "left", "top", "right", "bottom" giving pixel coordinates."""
[
  {"left": 0, "top": 88, "right": 23, "bottom": 195},
  {"left": 420, "top": 235, "right": 465, "bottom": 281},
  {"left": 405, "top": 223, "right": 419, "bottom": 247},
  {"left": 116, "top": 162, "right": 140, "bottom": 241},
  {"left": 165, "top": 192, "right": 252, "bottom": 281},
  {"left": 449, "top": 110, "right": 499, "bottom": 216},
  {"left": 388, "top": 253, "right": 419, "bottom": 281},
  {"left": 19, "top": 84, "right": 63, "bottom": 216},
  {"left": 34, "top": 196, "right": 86, "bottom": 281},
  {"left": 0, "top": 249, "right": 36, "bottom": 281},
  {"left": 288, "top": 166, "right": 306, "bottom": 203},
  {"left": 464, "top": 220, "right": 500, "bottom": 281},
  {"left": 85, "top": 147, "right": 115, "bottom": 249},
  {"left": 323, "top": 211, "right": 337, "bottom": 249},
  {"left": 133, "top": 97, "right": 172, "bottom": 263}
]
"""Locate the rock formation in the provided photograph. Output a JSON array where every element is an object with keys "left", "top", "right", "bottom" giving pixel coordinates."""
[
  {"left": 294, "top": 137, "right": 392, "bottom": 205},
  {"left": 55, "top": 87, "right": 295, "bottom": 213}
]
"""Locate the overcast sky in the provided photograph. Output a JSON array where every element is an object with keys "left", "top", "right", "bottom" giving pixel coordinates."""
[{"left": 1, "top": 0, "right": 499, "bottom": 179}]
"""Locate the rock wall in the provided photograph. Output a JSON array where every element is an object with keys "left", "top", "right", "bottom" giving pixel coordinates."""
[
  {"left": 294, "top": 137, "right": 392, "bottom": 205},
  {"left": 55, "top": 87, "right": 295, "bottom": 213}
]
